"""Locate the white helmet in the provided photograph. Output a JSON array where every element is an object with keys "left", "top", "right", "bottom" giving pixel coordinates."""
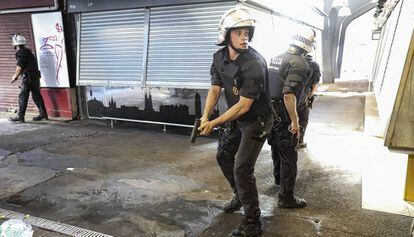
[
  {"left": 12, "top": 34, "right": 26, "bottom": 47},
  {"left": 291, "top": 27, "right": 316, "bottom": 53},
  {"left": 217, "top": 7, "right": 256, "bottom": 46}
]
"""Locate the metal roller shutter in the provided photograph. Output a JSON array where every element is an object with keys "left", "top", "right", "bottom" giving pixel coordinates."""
[
  {"left": 146, "top": 2, "right": 234, "bottom": 88},
  {"left": 0, "top": 13, "right": 37, "bottom": 113},
  {"left": 78, "top": 9, "right": 146, "bottom": 86}
]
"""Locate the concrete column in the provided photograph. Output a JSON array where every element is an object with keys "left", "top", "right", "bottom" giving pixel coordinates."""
[{"left": 321, "top": 8, "right": 337, "bottom": 84}]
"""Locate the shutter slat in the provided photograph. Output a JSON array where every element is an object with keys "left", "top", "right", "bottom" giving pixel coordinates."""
[
  {"left": 79, "top": 9, "right": 145, "bottom": 85},
  {"left": 146, "top": 2, "right": 234, "bottom": 88},
  {"left": 0, "top": 13, "right": 37, "bottom": 113}
]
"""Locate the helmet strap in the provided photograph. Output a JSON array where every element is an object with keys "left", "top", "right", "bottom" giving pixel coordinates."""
[
  {"left": 228, "top": 38, "right": 249, "bottom": 54},
  {"left": 288, "top": 45, "right": 307, "bottom": 57}
]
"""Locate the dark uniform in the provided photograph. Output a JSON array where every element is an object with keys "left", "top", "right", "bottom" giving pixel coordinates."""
[
  {"left": 298, "top": 55, "right": 320, "bottom": 144},
  {"left": 268, "top": 50, "right": 309, "bottom": 202},
  {"left": 15, "top": 47, "right": 47, "bottom": 120},
  {"left": 211, "top": 46, "right": 273, "bottom": 222}
]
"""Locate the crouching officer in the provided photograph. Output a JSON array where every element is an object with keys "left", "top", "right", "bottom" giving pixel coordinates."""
[
  {"left": 198, "top": 7, "right": 273, "bottom": 237},
  {"left": 9, "top": 34, "right": 48, "bottom": 123},
  {"left": 297, "top": 54, "right": 320, "bottom": 148},
  {"left": 268, "top": 28, "right": 316, "bottom": 208}
]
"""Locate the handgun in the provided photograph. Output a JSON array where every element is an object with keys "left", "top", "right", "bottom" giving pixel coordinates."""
[
  {"left": 189, "top": 118, "right": 201, "bottom": 143},
  {"left": 189, "top": 93, "right": 202, "bottom": 144}
]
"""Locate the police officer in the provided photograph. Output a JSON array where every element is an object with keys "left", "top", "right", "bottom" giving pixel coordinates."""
[
  {"left": 9, "top": 34, "right": 48, "bottom": 123},
  {"left": 297, "top": 54, "right": 320, "bottom": 148},
  {"left": 198, "top": 7, "right": 273, "bottom": 237},
  {"left": 268, "top": 28, "right": 316, "bottom": 208}
]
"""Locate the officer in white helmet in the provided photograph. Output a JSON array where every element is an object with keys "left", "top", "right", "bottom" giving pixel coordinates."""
[
  {"left": 267, "top": 27, "right": 316, "bottom": 208},
  {"left": 297, "top": 53, "right": 321, "bottom": 148},
  {"left": 9, "top": 34, "right": 48, "bottom": 123},
  {"left": 198, "top": 6, "right": 273, "bottom": 237}
]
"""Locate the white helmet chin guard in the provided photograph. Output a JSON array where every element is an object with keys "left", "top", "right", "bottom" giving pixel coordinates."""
[
  {"left": 217, "top": 7, "right": 256, "bottom": 46},
  {"left": 291, "top": 28, "right": 316, "bottom": 53},
  {"left": 12, "top": 34, "right": 26, "bottom": 47}
]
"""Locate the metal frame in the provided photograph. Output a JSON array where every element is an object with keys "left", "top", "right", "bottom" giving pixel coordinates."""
[
  {"left": 141, "top": 8, "right": 150, "bottom": 87},
  {"left": 67, "top": 0, "right": 234, "bottom": 13},
  {"left": 335, "top": 2, "right": 376, "bottom": 78},
  {"left": 0, "top": 0, "right": 58, "bottom": 14},
  {"left": 0, "top": 208, "right": 113, "bottom": 237},
  {"left": 145, "top": 81, "right": 211, "bottom": 89},
  {"left": 102, "top": 116, "right": 194, "bottom": 129},
  {"left": 76, "top": 13, "right": 81, "bottom": 87}
]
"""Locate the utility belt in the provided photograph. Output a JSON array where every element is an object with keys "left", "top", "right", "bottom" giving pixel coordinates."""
[
  {"left": 224, "top": 110, "right": 272, "bottom": 142},
  {"left": 23, "top": 70, "right": 41, "bottom": 79},
  {"left": 238, "top": 108, "right": 272, "bottom": 124}
]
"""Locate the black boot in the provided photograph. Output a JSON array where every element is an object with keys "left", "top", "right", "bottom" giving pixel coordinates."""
[
  {"left": 278, "top": 196, "right": 307, "bottom": 208},
  {"left": 32, "top": 114, "right": 48, "bottom": 121},
  {"left": 223, "top": 195, "right": 242, "bottom": 213},
  {"left": 9, "top": 116, "right": 24, "bottom": 123},
  {"left": 230, "top": 218, "right": 263, "bottom": 237}
]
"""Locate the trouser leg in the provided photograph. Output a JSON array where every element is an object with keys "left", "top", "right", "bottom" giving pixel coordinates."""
[
  {"left": 269, "top": 129, "right": 281, "bottom": 183},
  {"left": 279, "top": 146, "right": 298, "bottom": 201},
  {"left": 216, "top": 123, "right": 241, "bottom": 194},
  {"left": 235, "top": 117, "right": 272, "bottom": 220},
  {"left": 18, "top": 80, "right": 30, "bottom": 118},
  {"left": 278, "top": 127, "right": 298, "bottom": 201},
  {"left": 31, "top": 78, "right": 47, "bottom": 116},
  {"left": 234, "top": 137, "right": 264, "bottom": 219},
  {"left": 298, "top": 106, "right": 310, "bottom": 143}
]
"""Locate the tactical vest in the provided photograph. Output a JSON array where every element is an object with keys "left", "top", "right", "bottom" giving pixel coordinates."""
[
  {"left": 212, "top": 47, "right": 271, "bottom": 120},
  {"left": 268, "top": 55, "right": 285, "bottom": 100}
]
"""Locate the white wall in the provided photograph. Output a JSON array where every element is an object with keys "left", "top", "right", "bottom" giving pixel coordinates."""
[{"left": 372, "top": 0, "right": 414, "bottom": 133}]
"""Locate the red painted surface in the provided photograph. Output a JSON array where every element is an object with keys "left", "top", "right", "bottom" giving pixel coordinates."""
[{"left": 40, "top": 88, "right": 77, "bottom": 119}]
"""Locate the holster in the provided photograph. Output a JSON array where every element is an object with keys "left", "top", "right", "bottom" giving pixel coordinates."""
[
  {"left": 225, "top": 120, "right": 237, "bottom": 133},
  {"left": 307, "top": 95, "right": 315, "bottom": 109},
  {"left": 271, "top": 99, "right": 290, "bottom": 123}
]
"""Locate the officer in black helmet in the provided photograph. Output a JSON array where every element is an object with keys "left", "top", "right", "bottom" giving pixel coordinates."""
[
  {"left": 198, "top": 7, "right": 273, "bottom": 237},
  {"left": 9, "top": 34, "right": 48, "bottom": 123},
  {"left": 268, "top": 27, "right": 316, "bottom": 208}
]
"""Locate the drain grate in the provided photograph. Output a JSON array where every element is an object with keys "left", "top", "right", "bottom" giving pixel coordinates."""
[
  {"left": 62, "top": 128, "right": 100, "bottom": 138},
  {"left": 0, "top": 208, "right": 113, "bottom": 237}
]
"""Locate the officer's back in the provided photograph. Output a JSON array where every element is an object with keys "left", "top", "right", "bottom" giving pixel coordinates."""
[
  {"left": 15, "top": 47, "right": 39, "bottom": 77},
  {"left": 268, "top": 51, "right": 309, "bottom": 102}
]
